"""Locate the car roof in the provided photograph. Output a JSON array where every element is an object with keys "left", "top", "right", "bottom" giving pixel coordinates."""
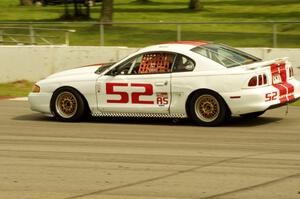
[
  {"left": 138, "top": 41, "right": 209, "bottom": 54},
  {"left": 161, "top": 41, "right": 208, "bottom": 46}
]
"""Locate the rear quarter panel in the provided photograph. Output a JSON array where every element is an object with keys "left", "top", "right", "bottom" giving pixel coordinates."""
[{"left": 170, "top": 70, "right": 251, "bottom": 115}]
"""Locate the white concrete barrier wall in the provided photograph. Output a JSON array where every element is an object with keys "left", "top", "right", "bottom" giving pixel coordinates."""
[
  {"left": 0, "top": 46, "right": 138, "bottom": 83},
  {"left": 0, "top": 46, "right": 300, "bottom": 83}
]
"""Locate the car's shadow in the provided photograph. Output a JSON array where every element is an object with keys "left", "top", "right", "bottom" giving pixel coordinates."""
[{"left": 13, "top": 113, "right": 282, "bottom": 127}]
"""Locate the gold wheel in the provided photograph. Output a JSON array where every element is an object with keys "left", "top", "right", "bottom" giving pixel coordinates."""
[
  {"left": 55, "top": 91, "right": 78, "bottom": 119},
  {"left": 194, "top": 94, "right": 220, "bottom": 123}
]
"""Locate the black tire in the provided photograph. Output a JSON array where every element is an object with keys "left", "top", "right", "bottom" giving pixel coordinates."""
[
  {"left": 50, "top": 87, "right": 85, "bottom": 122},
  {"left": 188, "top": 91, "right": 229, "bottom": 126},
  {"left": 240, "top": 111, "right": 265, "bottom": 119}
]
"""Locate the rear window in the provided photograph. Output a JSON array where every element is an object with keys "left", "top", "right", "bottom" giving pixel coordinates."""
[{"left": 191, "top": 44, "right": 261, "bottom": 68}]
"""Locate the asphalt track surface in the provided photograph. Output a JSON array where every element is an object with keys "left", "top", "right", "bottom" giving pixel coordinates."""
[{"left": 0, "top": 100, "right": 300, "bottom": 199}]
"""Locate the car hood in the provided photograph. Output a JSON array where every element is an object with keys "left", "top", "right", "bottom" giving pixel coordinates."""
[{"left": 47, "top": 66, "right": 100, "bottom": 79}]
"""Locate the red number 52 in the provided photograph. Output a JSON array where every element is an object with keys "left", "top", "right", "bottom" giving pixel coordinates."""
[
  {"left": 265, "top": 91, "right": 277, "bottom": 102},
  {"left": 106, "top": 83, "right": 154, "bottom": 104}
]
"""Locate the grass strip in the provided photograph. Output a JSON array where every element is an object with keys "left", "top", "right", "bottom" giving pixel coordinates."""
[{"left": 0, "top": 80, "right": 33, "bottom": 97}]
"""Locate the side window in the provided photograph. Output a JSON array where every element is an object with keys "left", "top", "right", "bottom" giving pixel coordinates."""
[
  {"left": 172, "top": 54, "right": 195, "bottom": 72},
  {"left": 112, "top": 57, "right": 136, "bottom": 75},
  {"left": 108, "top": 52, "right": 175, "bottom": 75},
  {"left": 132, "top": 52, "right": 175, "bottom": 74}
]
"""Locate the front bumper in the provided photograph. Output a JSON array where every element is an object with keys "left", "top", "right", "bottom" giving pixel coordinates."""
[
  {"left": 223, "top": 78, "right": 300, "bottom": 115},
  {"left": 28, "top": 92, "right": 53, "bottom": 115}
]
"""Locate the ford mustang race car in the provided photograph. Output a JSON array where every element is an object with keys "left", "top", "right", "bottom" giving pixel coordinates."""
[{"left": 28, "top": 41, "right": 300, "bottom": 126}]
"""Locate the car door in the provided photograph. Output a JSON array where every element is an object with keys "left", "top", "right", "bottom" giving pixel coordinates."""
[
  {"left": 169, "top": 54, "right": 196, "bottom": 115},
  {"left": 96, "top": 52, "right": 175, "bottom": 114}
]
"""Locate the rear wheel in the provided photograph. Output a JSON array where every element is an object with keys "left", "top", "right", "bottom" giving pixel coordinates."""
[
  {"left": 189, "top": 91, "right": 228, "bottom": 126},
  {"left": 51, "top": 88, "right": 85, "bottom": 122},
  {"left": 240, "top": 111, "right": 265, "bottom": 119}
]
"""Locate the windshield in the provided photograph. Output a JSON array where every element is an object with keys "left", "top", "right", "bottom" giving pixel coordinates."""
[
  {"left": 191, "top": 44, "right": 261, "bottom": 68},
  {"left": 95, "top": 63, "right": 115, "bottom": 74}
]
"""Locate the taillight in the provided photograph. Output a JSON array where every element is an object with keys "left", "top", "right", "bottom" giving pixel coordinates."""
[
  {"left": 248, "top": 74, "right": 268, "bottom": 87},
  {"left": 248, "top": 76, "right": 257, "bottom": 87},
  {"left": 258, "top": 75, "right": 263, "bottom": 85},
  {"left": 263, "top": 74, "right": 267, "bottom": 84}
]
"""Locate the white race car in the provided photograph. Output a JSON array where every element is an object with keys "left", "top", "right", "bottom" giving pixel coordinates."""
[{"left": 29, "top": 41, "right": 300, "bottom": 126}]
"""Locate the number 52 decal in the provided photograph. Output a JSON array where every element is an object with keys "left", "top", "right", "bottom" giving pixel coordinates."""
[
  {"left": 265, "top": 91, "right": 278, "bottom": 102},
  {"left": 106, "top": 83, "right": 154, "bottom": 104}
]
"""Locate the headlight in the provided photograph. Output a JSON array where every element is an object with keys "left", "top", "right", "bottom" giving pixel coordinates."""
[{"left": 32, "top": 84, "right": 40, "bottom": 93}]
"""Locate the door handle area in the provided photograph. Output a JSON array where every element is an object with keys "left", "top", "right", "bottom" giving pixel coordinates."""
[{"left": 155, "top": 81, "right": 168, "bottom": 86}]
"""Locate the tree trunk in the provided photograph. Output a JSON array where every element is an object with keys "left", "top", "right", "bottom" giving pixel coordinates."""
[
  {"left": 85, "top": 0, "right": 90, "bottom": 19},
  {"left": 20, "top": 0, "right": 33, "bottom": 6},
  {"left": 100, "top": 0, "right": 113, "bottom": 25},
  {"left": 64, "top": 0, "right": 70, "bottom": 18},
  {"left": 73, "top": 0, "right": 80, "bottom": 17},
  {"left": 134, "top": 0, "right": 150, "bottom": 3},
  {"left": 189, "top": 0, "right": 202, "bottom": 10}
]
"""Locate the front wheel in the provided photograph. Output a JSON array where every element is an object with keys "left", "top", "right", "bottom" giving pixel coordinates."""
[
  {"left": 188, "top": 91, "right": 229, "bottom": 126},
  {"left": 51, "top": 88, "right": 85, "bottom": 122}
]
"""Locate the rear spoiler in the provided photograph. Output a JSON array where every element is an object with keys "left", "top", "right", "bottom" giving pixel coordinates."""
[{"left": 244, "top": 57, "right": 289, "bottom": 70}]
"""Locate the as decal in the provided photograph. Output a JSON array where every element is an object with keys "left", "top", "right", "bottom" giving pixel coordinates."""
[{"left": 156, "top": 92, "right": 168, "bottom": 106}]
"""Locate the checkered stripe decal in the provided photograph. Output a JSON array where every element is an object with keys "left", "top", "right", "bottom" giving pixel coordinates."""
[{"left": 92, "top": 112, "right": 187, "bottom": 118}]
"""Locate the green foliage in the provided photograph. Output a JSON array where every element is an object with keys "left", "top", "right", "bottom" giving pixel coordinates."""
[
  {"left": 0, "top": 0, "right": 300, "bottom": 97},
  {"left": 292, "top": 100, "right": 300, "bottom": 106},
  {"left": 0, "top": 80, "right": 33, "bottom": 97},
  {"left": 0, "top": 0, "right": 299, "bottom": 47}
]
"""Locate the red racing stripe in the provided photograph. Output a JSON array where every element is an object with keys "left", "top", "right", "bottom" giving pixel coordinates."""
[
  {"left": 271, "top": 62, "right": 295, "bottom": 103},
  {"left": 279, "top": 63, "right": 287, "bottom": 82},
  {"left": 270, "top": 63, "right": 289, "bottom": 103},
  {"left": 280, "top": 63, "right": 295, "bottom": 101},
  {"left": 282, "top": 82, "right": 295, "bottom": 101},
  {"left": 270, "top": 64, "right": 282, "bottom": 102},
  {"left": 273, "top": 84, "right": 288, "bottom": 103},
  {"left": 270, "top": 63, "right": 278, "bottom": 76}
]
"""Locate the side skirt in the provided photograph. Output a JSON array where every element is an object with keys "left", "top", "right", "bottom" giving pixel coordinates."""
[{"left": 92, "top": 112, "right": 187, "bottom": 118}]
